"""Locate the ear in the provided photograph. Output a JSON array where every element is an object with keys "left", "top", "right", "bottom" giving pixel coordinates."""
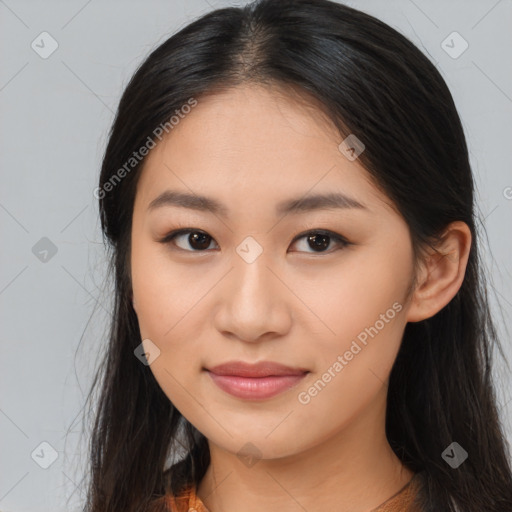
[
  {"left": 131, "top": 292, "right": 137, "bottom": 311},
  {"left": 406, "top": 221, "right": 472, "bottom": 323}
]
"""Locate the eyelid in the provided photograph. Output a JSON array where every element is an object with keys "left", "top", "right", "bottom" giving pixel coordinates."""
[{"left": 158, "top": 227, "right": 351, "bottom": 254}]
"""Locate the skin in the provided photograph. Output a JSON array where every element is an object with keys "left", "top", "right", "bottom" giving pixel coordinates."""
[{"left": 130, "top": 83, "right": 471, "bottom": 512}]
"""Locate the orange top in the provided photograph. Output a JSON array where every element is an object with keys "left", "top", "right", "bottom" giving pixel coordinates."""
[{"left": 162, "top": 472, "right": 425, "bottom": 511}]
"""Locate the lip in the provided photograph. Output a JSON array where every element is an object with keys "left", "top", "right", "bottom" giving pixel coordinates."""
[{"left": 205, "top": 361, "right": 309, "bottom": 400}]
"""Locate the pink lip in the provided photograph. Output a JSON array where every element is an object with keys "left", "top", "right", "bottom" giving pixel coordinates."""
[{"left": 205, "top": 361, "right": 309, "bottom": 400}]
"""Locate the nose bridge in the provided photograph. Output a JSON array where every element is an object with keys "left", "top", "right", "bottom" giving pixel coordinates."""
[
  {"left": 232, "top": 233, "right": 275, "bottom": 303},
  {"left": 213, "top": 233, "right": 291, "bottom": 341}
]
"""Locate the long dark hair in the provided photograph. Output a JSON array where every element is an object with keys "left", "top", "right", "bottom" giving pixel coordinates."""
[{"left": 82, "top": 0, "right": 512, "bottom": 510}]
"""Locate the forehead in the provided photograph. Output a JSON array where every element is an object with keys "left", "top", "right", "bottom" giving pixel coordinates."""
[{"left": 134, "top": 84, "right": 392, "bottom": 216}]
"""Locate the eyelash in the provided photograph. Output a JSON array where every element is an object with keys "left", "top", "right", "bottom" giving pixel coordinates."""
[{"left": 158, "top": 227, "right": 351, "bottom": 255}]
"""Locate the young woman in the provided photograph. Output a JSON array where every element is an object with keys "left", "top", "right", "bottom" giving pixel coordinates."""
[{"left": 84, "top": 0, "right": 512, "bottom": 510}]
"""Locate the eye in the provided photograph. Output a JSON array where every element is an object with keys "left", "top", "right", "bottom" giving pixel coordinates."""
[
  {"left": 160, "top": 229, "right": 219, "bottom": 252},
  {"left": 290, "top": 229, "right": 350, "bottom": 254},
  {"left": 159, "top": 228, "right": 350, "bottom": 254}
]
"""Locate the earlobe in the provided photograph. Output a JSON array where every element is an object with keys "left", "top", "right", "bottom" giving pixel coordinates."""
[{"left": 406, "top": 221, "right": 472, "bottom": 323}]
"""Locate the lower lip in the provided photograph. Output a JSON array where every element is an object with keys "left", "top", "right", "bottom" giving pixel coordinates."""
[{"left": 207, "top": 371, "right": 308, "bottom": 400}]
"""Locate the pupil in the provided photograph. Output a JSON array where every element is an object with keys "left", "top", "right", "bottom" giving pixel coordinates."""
[
  {"left": 190, "top": 232, "right": 210, "bottom": 250},
  {"left": 308, "top": 233, "right": 329, "bottom": 251}
]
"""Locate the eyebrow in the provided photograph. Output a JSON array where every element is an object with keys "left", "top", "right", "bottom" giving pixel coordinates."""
[{"left": 147, "top": 189, "right": 369, "bottom": 217}]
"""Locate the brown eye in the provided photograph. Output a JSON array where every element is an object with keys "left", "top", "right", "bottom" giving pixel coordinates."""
[
  {"left": 160, "top": 228, "right": 350, "bottom": 254},
  {"left": 162, "top": 229, "right": 218, "bottom": 251},
  {"left": 290, "top": 230, "right": 350, "bottom": 253}
]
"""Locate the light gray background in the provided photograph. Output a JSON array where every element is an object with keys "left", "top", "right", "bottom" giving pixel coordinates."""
[{"left": 1, "top": 1, "right": 511, "bottom": 511}]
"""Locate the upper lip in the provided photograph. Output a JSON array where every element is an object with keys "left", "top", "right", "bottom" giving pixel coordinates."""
[{"left": 206, "top": 361, "right": 309, "bottom": 378}]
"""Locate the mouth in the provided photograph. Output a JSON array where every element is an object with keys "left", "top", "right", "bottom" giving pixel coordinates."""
[{"left": 204, "top": 360, "right": 309, "bottom": 400}]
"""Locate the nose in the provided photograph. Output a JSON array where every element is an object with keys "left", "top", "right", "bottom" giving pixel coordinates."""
[{"left": 212, "top": 247, "right": 293, "bottom": 343}]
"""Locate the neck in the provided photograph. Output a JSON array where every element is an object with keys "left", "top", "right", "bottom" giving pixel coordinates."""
[{"left": 196, "top": 387, "right": 415, "bottom": 512}]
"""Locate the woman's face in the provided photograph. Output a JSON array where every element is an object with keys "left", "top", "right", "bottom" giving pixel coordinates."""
[{"left": 130, "top": 84, "right": 418, "bottom": 459}]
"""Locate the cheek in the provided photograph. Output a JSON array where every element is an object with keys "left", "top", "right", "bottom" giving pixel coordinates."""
[
  {"left": 297, "top": 247, "right": 411, "bottom": 394},
  {"left": 302, "top": 255, "right": 408, "bottom": 346},
  {"left": 131, "top": 241, "right": 205, "bottom": 339},
  {"left": 290, "top": 286, "right": 406, "bottom": 449},
  {"left": 130, "top": 243, "right": 220, "bottom": 408}
]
